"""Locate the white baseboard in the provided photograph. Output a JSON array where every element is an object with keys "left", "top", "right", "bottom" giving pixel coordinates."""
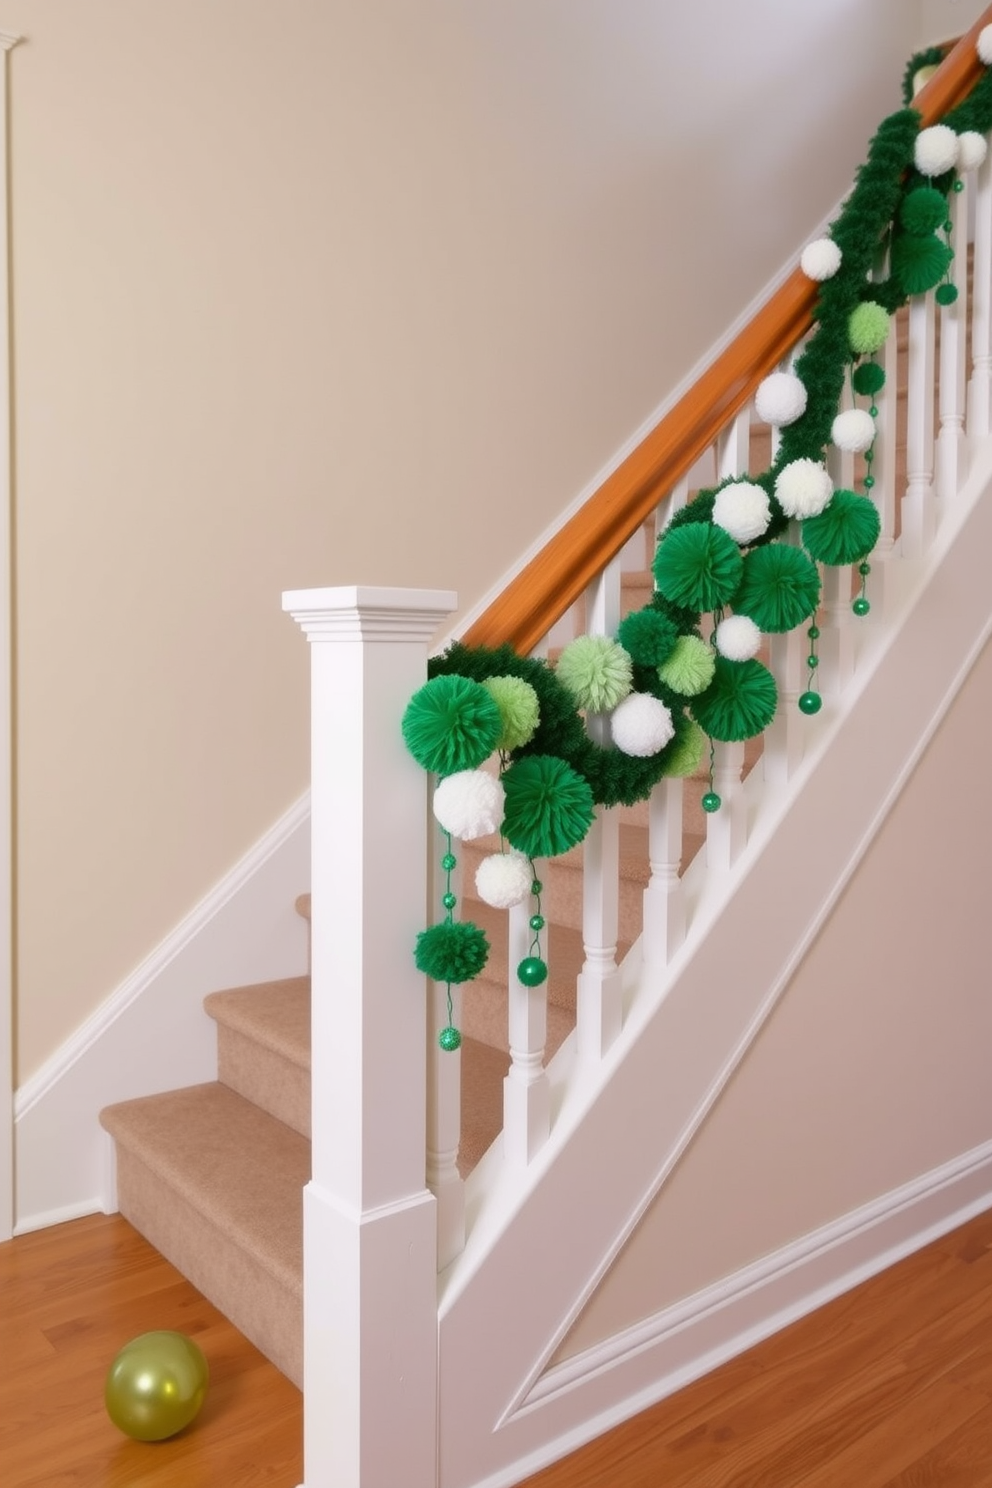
[
  {"left": 474, "top": 1139, "right": 992, "bottom": 1488},
  {"left": 13, "top": 794, "right": 311, "bottom": 1234}
]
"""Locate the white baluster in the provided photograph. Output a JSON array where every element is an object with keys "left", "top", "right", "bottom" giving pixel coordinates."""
[
  {"left": 503, "top": 893, "right": 551, "bottom": 1164},
  {"left": 642, "top": 777, "right": 686, "bottom": 966},
  {"left": 705, "top": 739, "right": 746, "bottom": 873},
  {"left": 901, "top": 292, "right": 936, "bottom": 557},
  {"left": 425, "top": 824, "right": 464, "bottom": 1270},
  {"left": 967, "top": 141, "right": 992, "bottom": 438},
  {"left": 717, "top": 407, "right": 751, "bottom": 480},
  {"left": 867, "top": 306, "right": 899, "bottom": 610},
  {"left": 763, "top": 626, "right": 805, "bottom": 782},
  {"left": 282, "top": 584, "right": 456, "bottom": 1488},
  {"left": 820, "top": 445, "right": 855, "bottom": 691},
  {"left": 936, "top": 177, "right": 969, "bottom": 501},
  {"left": 575, "top": 559, "right": 623, "bottom": 1061}
]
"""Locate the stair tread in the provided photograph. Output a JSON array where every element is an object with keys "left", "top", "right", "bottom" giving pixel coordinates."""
[
  {"left": 204, "top": 977, "right": 311, "bottom": 1069},
  {"left": 100, "top": 1082, "right": 308, "bottom": 1293}
]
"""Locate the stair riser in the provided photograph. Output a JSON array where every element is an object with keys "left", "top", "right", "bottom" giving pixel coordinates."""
[{"left": 217, "top": 1024, "right": 311, "bottom": 1139}]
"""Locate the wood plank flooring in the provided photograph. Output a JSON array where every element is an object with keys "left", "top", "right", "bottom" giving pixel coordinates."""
[{"left": 1, "top": 1207, "right": 989, "bottom": 1486}]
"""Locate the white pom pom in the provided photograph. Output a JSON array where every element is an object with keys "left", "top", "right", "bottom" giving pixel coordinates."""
[
  {"left": 433, "top": 769, "right": 504, "bottom": 840},
  {"left": 475, "top": 850, "right": 532, "bottom": 909},
  {"left": 714, "top": 614, "right": 762, "bottom": 662},
  {"left": 957, "top": 130, "right": 988, "bottom": 172},
  {"left": 754, "top": 371, "right": 808, "bottom": 427},
  {"left": 712, "top": 480, "right": 772, "bottom": 544},
  {"left": 800, "top": 238, "right": 842, "bottom": 282},
  {"left": 775, "top": 458, "right": 833, "bottom": 519},
  {"left": 915, "top": 124, "right": 959, "bottom": 178},
  {"left": 978, "top": 23, "right": 992, "bottom": 65},
  {"left": 831, "top": 408, "right": 876, "bottom": 454},
  {"left": 610, "top": 693, "right": 675, "bottom": 757}
]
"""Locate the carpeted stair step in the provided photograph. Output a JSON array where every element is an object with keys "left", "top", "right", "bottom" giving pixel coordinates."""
[
  {"left": 205, "top": 976, "right": 311, "bottom": 1138},
  {"left": 100, "top": 1082, "right": 308, "bottom": 1387}
]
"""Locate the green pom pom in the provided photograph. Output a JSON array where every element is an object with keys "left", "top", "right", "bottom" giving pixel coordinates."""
[
  {"left": 935, "top": 281, "right": 959, "bottom": 306},
  {"left": 616, "top": 608, "right": 678, "bottom": 667},
  {"left": 891, "top": 233, "right": 953, "bottom": 296},
  {"left": 501, "top": 754, "right": 596, "bottom": 857},
  {"left": 556, "top": 636, "right": 633, "bottom": 713},
  {"left": 692, "top": 658, "right": 778, "bottom": 742},
  {"left": 653, "top": 523, "right": 744, "bottom": 612},
  {"left": 801, "top": 489, "right": 881, "bottom": 566},
  {"left": 732, "top": 544, "right": 821, "bottom": 633},
  {"left": 656, "top": 635, "right": 717, "bottom": 697},
  {"left": 849, "top": 302, "right": 891, "bottom": 357},
  {"left": 402, "top": 675, "right": 502, "bottom": 775},
  {"left": 482, "top": 675, "right": 540, "bottom": 751},
  {"left": 415, "top": 920, "right": 489, "bottom": 983},
  {"left": 661, "top": 719, "right": 707, "bottom": 778},
  {"left": 851, "top": 361, "right": 886, "bottom": 396},
  {"left": 899, "top": 186, "right": 949, "bottom": 236}
]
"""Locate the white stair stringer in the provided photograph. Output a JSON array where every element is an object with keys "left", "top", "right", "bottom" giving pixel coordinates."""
[{"left": 436, "top": 438, "right": 992, "bottom": 1488}]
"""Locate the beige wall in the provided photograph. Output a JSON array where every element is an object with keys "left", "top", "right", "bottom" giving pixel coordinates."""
[
  {"left": 557, "top": 635, "right": 992, "bottom": 1361},
  {"left": 8, "top": 1, "right": 923, "bottom": 1079},
  {"left": 919, "top": 0, "right": 984, "bottom": 45}
]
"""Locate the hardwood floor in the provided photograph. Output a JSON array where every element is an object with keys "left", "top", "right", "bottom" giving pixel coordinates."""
[{"left": 1, "top": 1207, "right": 989, "bottom": 1486}]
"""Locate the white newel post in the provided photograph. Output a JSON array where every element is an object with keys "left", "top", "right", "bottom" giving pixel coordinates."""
[{"left": 283, "top": 584, "right": 457, "bottom": 1488}]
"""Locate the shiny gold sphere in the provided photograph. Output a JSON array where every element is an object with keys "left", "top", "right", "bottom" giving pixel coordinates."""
[{"left": 105, "top": 1330, "right": 209, "bottom": 1441}]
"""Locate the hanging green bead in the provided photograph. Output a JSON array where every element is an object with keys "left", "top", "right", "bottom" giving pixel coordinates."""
[
  {"left": 517, "top": 956, "right": 548, "bottom": 987},
  {"left": 701, "top": 791, "right": 722, "bottom": 813},
  {"left": 439, "top": 1024, "right": 462, "bottom": 1051},
  {"left": 853, "top": 595, "right": 871, "bottom": 616},
  {"left": 800, "top": 619, "right": 821, "bottom": 716},
  {"left": 853, "top": 560, "right": 871, "bottom": 618},
  {"left": 436, "top": 832, "right": 463, "bottom": 1052},
  {"left": 798, "top": 691, "right": 823, "bottom": 715},
  {"left": 517, "top": 863, "right": 548, "bottom": 988}
]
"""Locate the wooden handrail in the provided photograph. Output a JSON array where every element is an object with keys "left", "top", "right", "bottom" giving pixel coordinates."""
[{"left": 464, "top": 6, "right": 992, "bottom": 656}]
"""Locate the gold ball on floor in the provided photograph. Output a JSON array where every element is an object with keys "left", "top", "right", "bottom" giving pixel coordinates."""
[{"left": 105, "top": 1330, "right": 209, "bottom": 1441}]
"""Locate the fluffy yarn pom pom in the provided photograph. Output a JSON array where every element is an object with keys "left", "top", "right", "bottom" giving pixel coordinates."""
[
  {"left": 851, "top": 361, "right": 885, "bottom": 396},
  {"left": 979, "top": 23, "right": 992, "bottom": 65},
  {"left": 402, "top": 675, "right": 502, "bottom": 775},
  {"left": 556, "top": 635, "right": 633, "bottom": 713},
  {"left": 715, "top": 614, "right": 762, "bottom": 662},
  {"left": 899, "top": 186, "right": 948, "bottom": 236},
  {"left": 475, "top": 851, "right": 533, "bottom": 910},
  {"left": 801, "top": 489, "right": 881, "bottom": 566},
  {"left": 733, "top": 544, "right": 821, "bottom": 633},
  {"left": 800, "top": 238, "right": 842, "bottom": 281},
  {"left": 754, "top": 371, "right": 807, "bottom": 427},
  {"left": 712, "top": 481, "right": 772, "bottom": 544},
  {"left": 831, "top": 408, "right": 876, "bottom": 454},
  {"left": 891, "top": 232, "right": 953, "bottom": 296},
  {"left": 482, "top": 675, "right": 540, "bottom": 751},
  {"left": 692, "top": 658, "right": 778, "bottom": 743},
  {"left": 774, "top": 459, "right": 833, "bottom": 519},
  {"left": 433, "top": 769, "right": 504, "bottom": 841},
  {"left": 662, "top": 719, "right": 707, "bottom": 778},
  {"left": 415, "top": 920, "right": 489, "bottom": 984},
  {"left": 656, "top": 635, "right": 717, "bottom": 697},
  {"left": 610, "top": 693, "right": 675, "bottom": 757},
  {"left": 653, "top": 522, "right": 744, "bottom": 611},
  {"left": 958, "top": 130, "right": 989, "bottom": 172},
  {"left": 915, "top": 124, "right": 959, "bottom": 177},
  {"left": 501, "top": 755, "right": 596, "bottom": 858},
  {"left": 849, "top": 302, "right": 891, "bottom": 356},
  {"left": 616, "top": 608, "right": 678, "bottom": 667}
]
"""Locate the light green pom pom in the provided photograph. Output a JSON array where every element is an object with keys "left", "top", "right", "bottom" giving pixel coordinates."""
[
  {"left": 662, "top": 720, "right": 707, "bottom": 777},
  {"left": 849, "top": 301, "right": 891, "bottom": 356},
  {"left": 656, "top": 635, "right": 717, "bottom": 697},
  {"left": 482, "top": 675, "right": 540, "bottom": 751},
  {"left": 556, "top": 635, "right": 633, "bottom": 712}
]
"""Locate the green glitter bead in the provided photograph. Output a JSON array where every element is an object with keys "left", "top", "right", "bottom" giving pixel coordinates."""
[
  {"left": 441, "top": 853, "right": 457, "bottom": 871},
  {"left": 853, "top": 596, "right": 871, "bottom": 616},
  {"left": 529, "top": 913, "right": 545, "bottom": 932},
  {"left": 798, "top": 690, "right": 822, "bottom": 715},
  {"left": 859, "top": 561, "right": 871, "bottom": 576},
  {"left": 517, "top": 956, "right": 548, "bottom": 987},
  {"left": 701, "top": 791, "right": 721, "bottom": 814},
  {"left": 954, "top": 179, "right": 964, "bottom": 192},
  {"left": 935, "top": 282, "right": 959, "bottom": 306},
  {"left": 807, "top": 654, "right": 819, "bottom": 669},
  {"left": 807, "top": 625, "right": 820, "bottom": 640},
  {"left": 442, "top": 891, "right": 457, "bottom": 911},
  {"left": 438, "top": 1025, "right": 462, "bottom": 1052},
  {"left": 531, "top": 879, "right": 543, "bottom": 896},
  {"left": 864, "top": 448, "right": 874, "bottom": 464},
  {"left": 864, "top": 475, "right": 875, "bottom": 489},
  {"left": 869, "top": 405, "right": 879, "bottom": 418}
]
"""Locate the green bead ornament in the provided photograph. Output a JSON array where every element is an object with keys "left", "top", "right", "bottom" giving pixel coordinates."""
[
  {"left": 859, "top": 562, "right": 871, "bottom": 576},
  {"left": 531, "top": 878, "right": 543, "bottom": 895},
  {"left": 807, "top": 625, "right": 820, "bottom": 640},
  {"left": 442, "top": 891, "right": 457, "bottom": 910},
  {"left": 441, "top": 853, "right": 457, "bottom": 871},
  {"left": 517, "top": 956, "right": 548, "bottom": 987},
  {"left": 798, "top": 691, "right": 823, "bottom": 715},
  {"left": 439, "top": 1025, "right": 462, "bottom": 1051},
  {"left": 864, "top": 475, "right": 875, "bottom": 489},
  {"left": 953, "top": 179, "right": 965, "bottom": 192},
  {"left": 853, "top": 596, "right": 871, "bottom": 616},
  {"left": 807, "top": 654, "right": 819, "bottom": 669},
  {"left": 529, "top": 914, "right": 545, "bottom": 931},
  {"left": 701, "top": 791, "right": 721, "bottom": 813}
]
